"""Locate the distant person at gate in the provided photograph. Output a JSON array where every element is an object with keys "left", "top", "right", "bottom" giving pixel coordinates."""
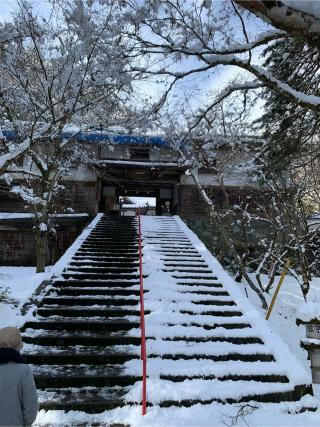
[{"left": 0, "top": 327, "right": 38, "bottom": 426}]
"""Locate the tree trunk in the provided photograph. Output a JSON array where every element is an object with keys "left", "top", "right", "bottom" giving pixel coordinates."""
[
  {"left": 190, "top": 170, "right": 268, "bottom": 310},
  {"left": 36, "top": 232, "right": 47, "bottom": 273},
  {"left": 265, "top": 259, "right": 278, "bottom": 293}
]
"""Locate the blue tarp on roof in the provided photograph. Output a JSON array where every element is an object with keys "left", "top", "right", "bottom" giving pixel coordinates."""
[
  {"left": 1, "top": 130, "right": 16, "bottom": 140},
  {"left": 65, "top": 132, "right": 169, "bottom": 146},
  {"left": 1, "top": 130, "right": 169, "bottom": 146}
]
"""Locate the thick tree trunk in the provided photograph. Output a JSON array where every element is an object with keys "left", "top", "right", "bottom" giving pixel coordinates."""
[{"left": 36, "top": 232, "right": 47, "bottom": 273}]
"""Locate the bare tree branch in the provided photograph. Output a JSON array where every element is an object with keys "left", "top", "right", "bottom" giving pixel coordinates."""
[{"left": 235, "top": 0, "right": 320, "bottom": 47}]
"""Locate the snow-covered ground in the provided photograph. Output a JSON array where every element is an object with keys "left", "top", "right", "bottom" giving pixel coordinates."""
[
  {"left": 0, "top": 214, "right": 104, "bottom": 329},
  {"left": 245, "top": 273, "right": 320, "bottom": 380},
  {"left": 1, "top": 213, "right": 320, "bottom": 426},
  {"left": 0, "top": 266, "right": 50, "bottom": 328}
]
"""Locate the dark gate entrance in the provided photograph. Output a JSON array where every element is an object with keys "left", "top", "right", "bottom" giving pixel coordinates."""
[
  {"left": 100, "top": 182, "right": 175, "bottom": 215},
  {"left": 96, "top": 162, "right": 183, "bottom": 215}
]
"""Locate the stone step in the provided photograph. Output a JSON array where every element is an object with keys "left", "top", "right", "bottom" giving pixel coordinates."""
[
  {"left": 85, "top": 239, "right": 136, "bottom": 244},
  {"left": 87, "top": 237, "right": 137, "bottom": 242},
  {"left": 84, "top": 233, "right": 137, "bottom": 237},
  {"left": 181, "top": 290, "right": 229, "bottom": 296},
  {"left": 163, "top": 336, "right": 263, "bottom": 344},
  {"left": 23, "top": 319, "right": 139, "bottom": 332},
  {"left": 127, "top": 357, "right": 292, "bottom": 378},
  {"left": 179, "top": 310, "right": 243, "bottom": 317},
  {"left": 146, "top": 237, "right": 185, "bottom": 240},
  {"left": 156, "top": 387, "right": 306, "bottom": 407},
  {"left": 176, "top": 322, "right": 251, "bottom": 330},
  {"left": 90, "top": 222, "right": 136, "bottom": 225},
  {"left": 34, "top": 365, "right": 139, "bottom": 388},
  {"left": 148, "top": 240, "right": 188, "bottom": 244},
  {"left": 61, "top": 273, "right": 140, "bottom": 281},
  {"left": 32, "top": 364, "right": 127, "bottom": 377},
  {"left": 90, "top": 223, "right": 136, "bottom": 227},
  {"left": 56, "top": 288, "right": 143, "bottom": 297},
  {"left": 156, "top": 246, "right": 193, "bottom": 250},
  {"left": 173, "top": 275, "right": 217, "bottom": 279},
  {"left": 155, "top": 250, "right": 199, "bottom": 254},
  {"left": 36, "top": 306, "right": 146, "bottom": 318},
  {"left": 176, "top": 281, "right": 221, "bottom": 286},
  {"left": 81, "top": 243, "right": 138, "bottom": 249},
  {"left": 76, "top": 248, "right": 139, "bottom": 253},
  {"left": 160, "top": 373, "right": 289, "bottom": 383},
  {"left": 94, "top": 224, "right": 137, "bottom": 227},
  {"left": 158, "top": 353, "right": 275, "bottom": 362},
  {"left": 73, "top": 255, "right": 139, "bottom": 261},
  {"left": 89, "top": 235, "right": 134, "bottom": 239},
  {"left": 53, "top": 280, "right": 140, "bottom": 288},
  {"left": 161, "top": 255, "right": 202, "bottom": 259},
  {"left": 24, "top": 346, "right": 139, "bottom": 365},
  {"left": 88, "top": 234, "right": 137, "bottom": 238},
  {"left": 94, "top": 226, "right": 137, "bottom": 229},
  {"left": 94, "top": 221, "right": 137, "bottom": 225},
  {"left": 42, "top": 296, "right": 140, "bottom": 306},
  {"left": 148, "top": 241, "right": 193, "bottom": 246},
  {"left": 163, "top": 268, "right": 212, "bottom": 273},
  {"left": 23, "top": 332, "right": 141, "bottom": 347},
  {"left": 65, "top": 267, "right": 138, "bottom": 274},
  {"left": 69, "top": 261, "right": 139, "bottom": 267},
  {"left": 37, "top": 387, "right": 128, "bottom": 413},
  {"left": 143, "top": 236, "right": 185, "bottom": 241},
  {"left": 191, "top": 299, "right": 235, "bottom": 306},
  {"left": 146, "top": 236, "right": 189, "bottom": 239},
  {"left": 75, "top": 251, "right": 139, "bottom": 257},
  {"left": 164, "top": 263, "right": 208, "bottom": 267}
]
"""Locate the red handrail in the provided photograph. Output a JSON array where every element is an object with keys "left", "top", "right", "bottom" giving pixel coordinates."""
[{"left": 138, "top": 208, "right": 147, "bottom": 415}]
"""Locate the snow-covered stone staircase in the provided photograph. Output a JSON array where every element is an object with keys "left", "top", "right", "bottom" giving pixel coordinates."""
[
  {"left": 21, "top": 215, "right": 146, "bottom": 413},
  {"left": 124, "top": 216, "right": 311, "bottom": 408},
  {"left": 20, "top": 214, "right": 311, "bottom": 416}
]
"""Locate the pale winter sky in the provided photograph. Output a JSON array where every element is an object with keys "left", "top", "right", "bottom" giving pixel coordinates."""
[
  {"left": 0, "top": 0, "right": 265, "bottom": 123},
  {"left": 0, "top": 0, "right": 52, "bottom": 20}
]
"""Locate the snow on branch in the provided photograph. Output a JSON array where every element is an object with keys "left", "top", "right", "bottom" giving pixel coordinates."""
[
  {"left": 128, "top": 0, "right": 320, "bottom": 113},
  {"left": 137, "top": 30, "right": 286, "bottom": 56},
  {"left": 143, "top": 52, "right": 320, "bottom": 113},
  {"left": 185, "top": 80, "right": 264, "bottom": 137},
  {"left": 235, "top": 0, "right": 320, "bottom": 47},
  {"left": 0, "top": 139, "right": 31, "bottom": 172}
]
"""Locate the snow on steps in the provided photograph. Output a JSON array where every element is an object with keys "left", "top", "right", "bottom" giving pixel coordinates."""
[
  {"left": 21, "top": 216, "right": 142, "bottom": 413},
  {"left": 20, "top": 214, "right": 312, "bottom": 418},
  {"left": 130, "top": 215, "right": 312, "bottom": 407}
]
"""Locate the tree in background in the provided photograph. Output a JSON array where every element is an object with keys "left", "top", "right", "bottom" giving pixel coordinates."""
[
  {"left": 256, "top": 37, "right": 320, "bottom": 173},
  {"left": 124, "top": 0, "right": 320, "bottom": 115},
  {"left": 118, "top": 0, "right": 320, "bottom": 307},
  {"left": 0, "top": 0, "right": 138, "bottom": 272}
]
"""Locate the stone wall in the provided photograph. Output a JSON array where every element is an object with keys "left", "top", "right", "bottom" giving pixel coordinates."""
[{"left": 0, "top": 218, "right": 89, "bottom": 266}]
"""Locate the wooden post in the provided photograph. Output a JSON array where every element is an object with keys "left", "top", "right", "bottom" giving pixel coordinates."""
[{"left": 265, "top": 258, "right": 291, "bottom": 320}]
